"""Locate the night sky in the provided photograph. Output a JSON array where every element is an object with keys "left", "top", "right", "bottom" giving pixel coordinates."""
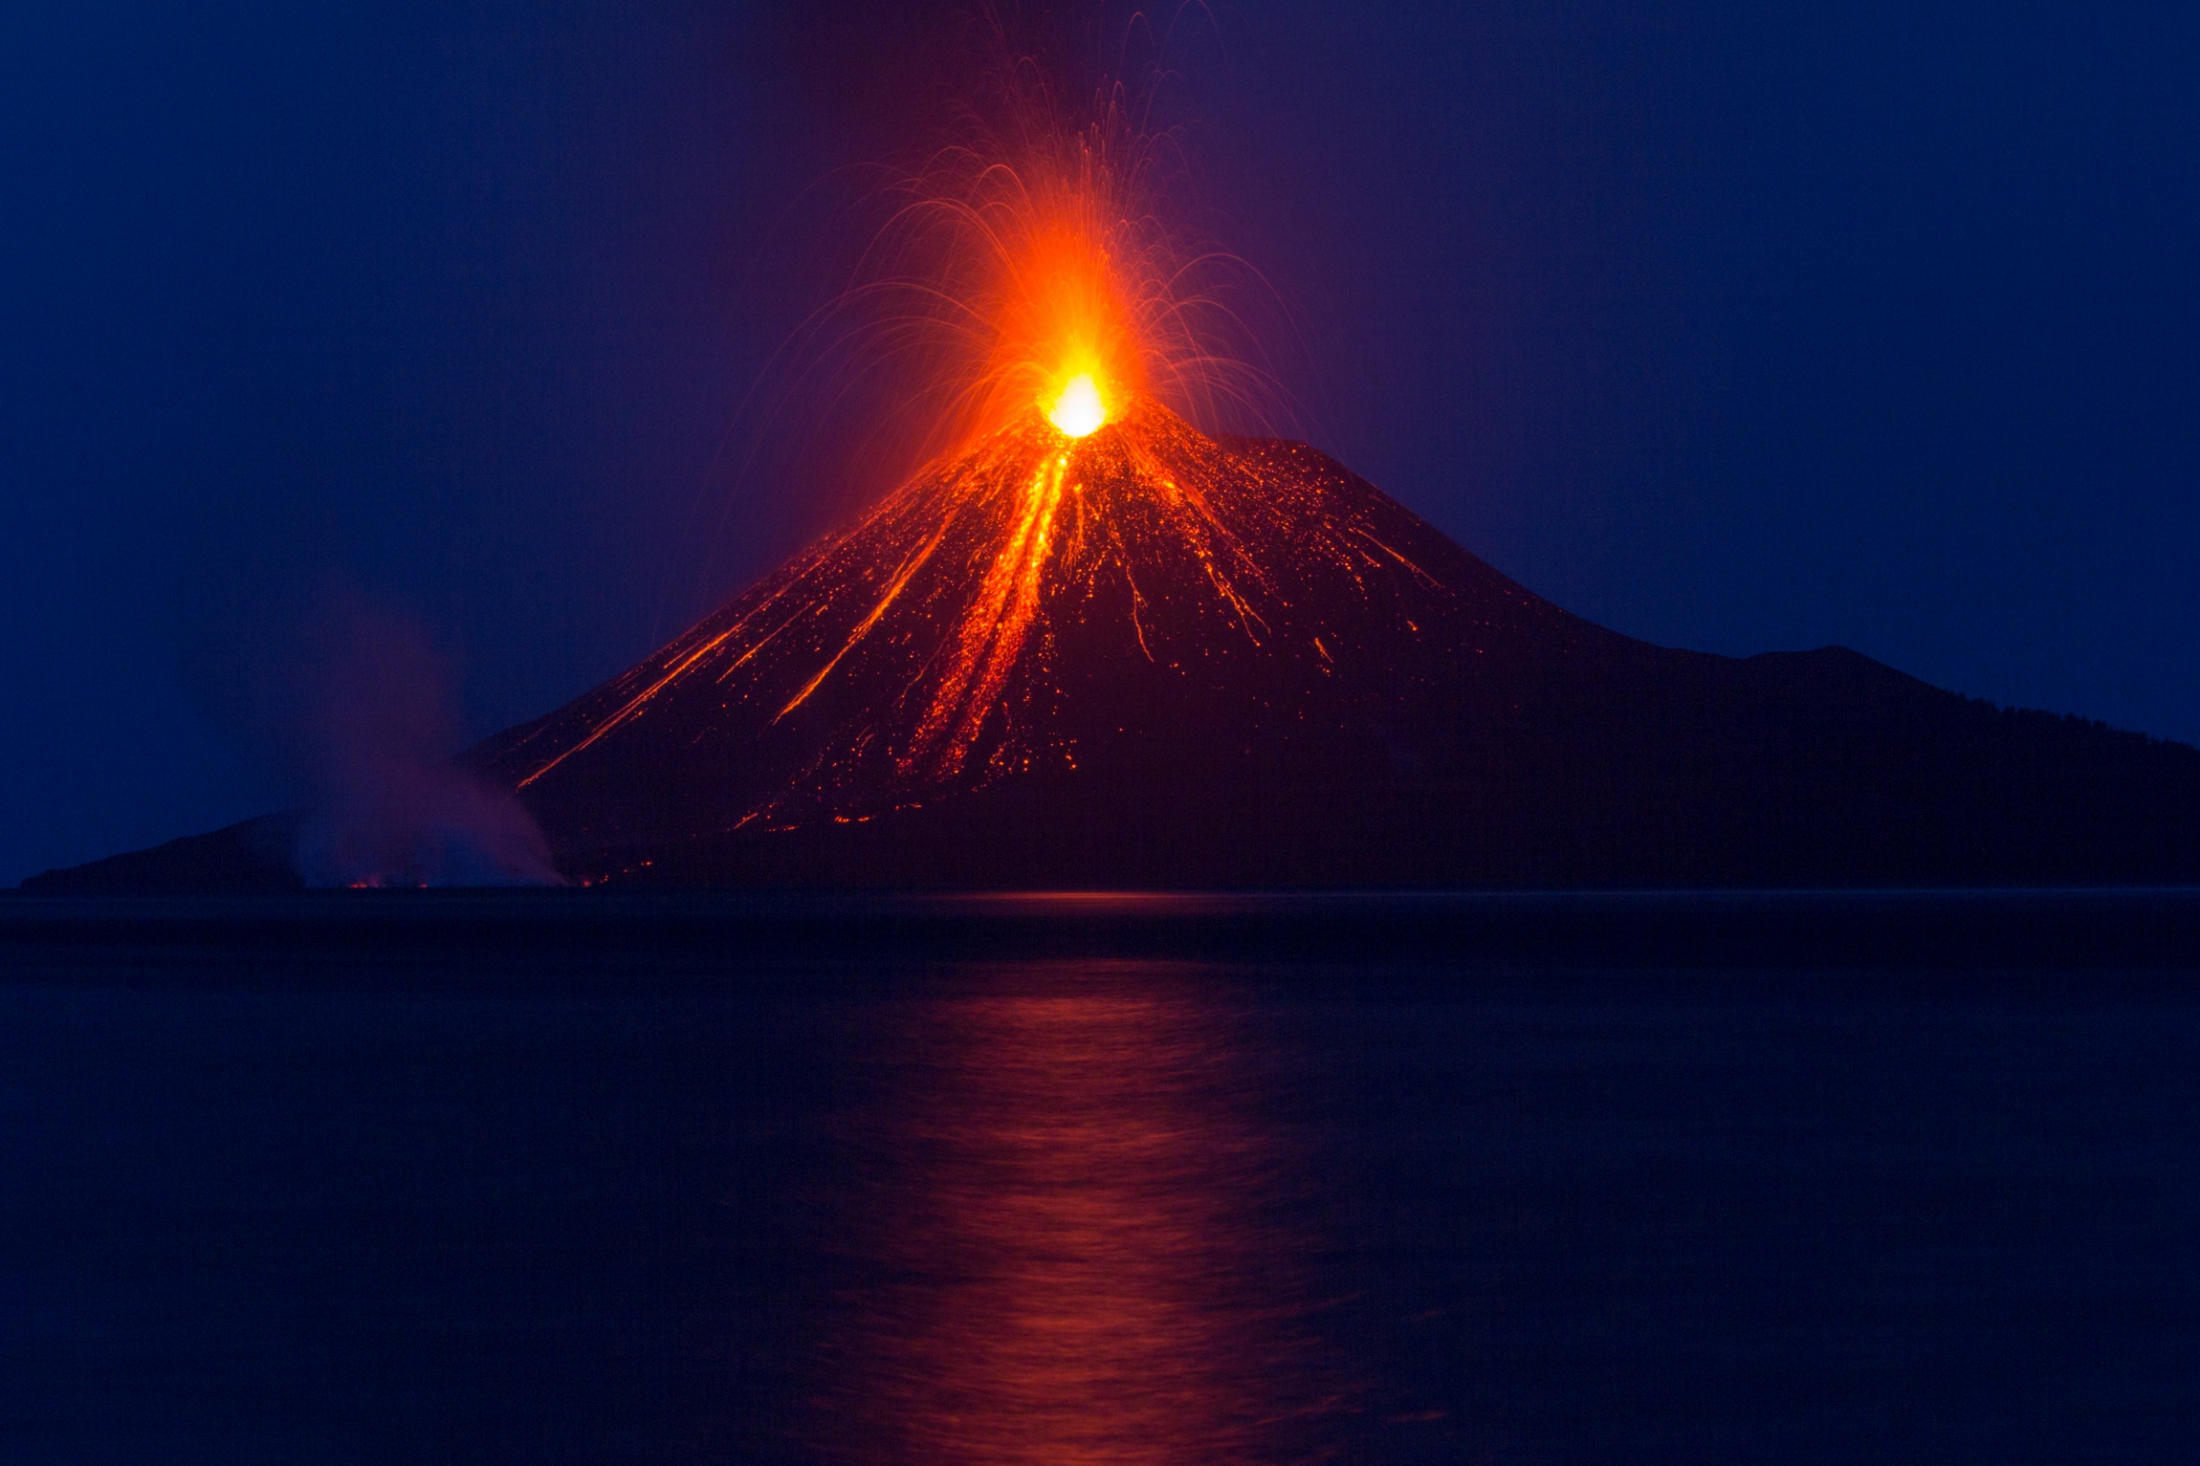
[{"left": 6, "top": 1, "right": 2197, "bottom": 885}]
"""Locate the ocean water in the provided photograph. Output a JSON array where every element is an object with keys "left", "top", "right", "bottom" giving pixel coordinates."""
[{"left": 2, "top": 892, "right": 2197, "bottom": 1464}]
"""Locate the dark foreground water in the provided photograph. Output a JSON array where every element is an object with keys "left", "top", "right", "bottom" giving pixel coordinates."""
[{"left": 3, "top": 892, "right": 2199, "bottom": 1464}]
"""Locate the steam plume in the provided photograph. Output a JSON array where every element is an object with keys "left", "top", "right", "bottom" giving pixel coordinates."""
[{"left": 293, "top": 595, "right": 562, "bottom": 888}]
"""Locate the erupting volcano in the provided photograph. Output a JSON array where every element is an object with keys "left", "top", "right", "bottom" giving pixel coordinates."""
[
  {"left": 449, "top": 386, "right": 2199, "bottom": 889},
  {"left": 26, "top": 35, "right": 2200, "bottom": 893}
]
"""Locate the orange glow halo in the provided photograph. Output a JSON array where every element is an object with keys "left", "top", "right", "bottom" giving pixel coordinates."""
[{"left": 815, "top": 76, "right": 1287, "bottom": 470}]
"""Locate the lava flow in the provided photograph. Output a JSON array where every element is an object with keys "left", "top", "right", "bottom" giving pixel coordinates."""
[{"left": 478, "top": 384, "right": 1602, "bottom": 871}]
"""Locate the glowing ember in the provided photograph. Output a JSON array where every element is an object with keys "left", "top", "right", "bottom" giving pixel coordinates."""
[{"left": 1047, "top": 373, "right": 1106, "bottom": 437}]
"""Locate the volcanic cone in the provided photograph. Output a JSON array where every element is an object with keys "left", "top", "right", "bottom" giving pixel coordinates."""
[{"left": 464, "top": 402, "right": 2200, "bottom": 888}]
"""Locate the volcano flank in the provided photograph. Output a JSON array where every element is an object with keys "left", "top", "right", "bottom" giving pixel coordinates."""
[{"left": 30, "top": 404, "right": 2200, "bottom": 890}]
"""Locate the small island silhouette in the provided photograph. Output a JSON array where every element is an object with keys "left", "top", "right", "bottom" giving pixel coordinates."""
[{"left": 30, "top": 403, "right": 2200, "bottom": 892}]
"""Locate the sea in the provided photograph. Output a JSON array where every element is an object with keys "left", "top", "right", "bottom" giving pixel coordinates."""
[{"left": 3, "top": 891, "right": 2197, "bottom": 1464}]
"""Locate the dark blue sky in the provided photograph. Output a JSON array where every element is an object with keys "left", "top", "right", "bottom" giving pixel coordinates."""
[{"left": 6, "top": 1, "right": 2198, "bottom": 884}]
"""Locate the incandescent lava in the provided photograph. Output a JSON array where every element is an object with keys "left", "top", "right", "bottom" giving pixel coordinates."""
[{"left": 476, "top": 393, "right": 1605, "bottom": 874}]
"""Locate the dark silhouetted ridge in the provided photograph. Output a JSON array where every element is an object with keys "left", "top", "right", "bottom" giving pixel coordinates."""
[{"left": 31, "top": 404, "right": 2200, "bottom": 889}]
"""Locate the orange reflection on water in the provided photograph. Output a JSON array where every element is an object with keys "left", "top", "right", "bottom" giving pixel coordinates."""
[{"left": 811, "top": 972, "right": 1348, "bottom": 1465}]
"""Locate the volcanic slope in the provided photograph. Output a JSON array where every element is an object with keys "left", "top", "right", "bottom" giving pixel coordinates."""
[
  {"left": 476, "top": 399, "right": 1583, "bottom": 858},
  {"left": 460, "top": 398, "right": 2197, "bottom": 887}
]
